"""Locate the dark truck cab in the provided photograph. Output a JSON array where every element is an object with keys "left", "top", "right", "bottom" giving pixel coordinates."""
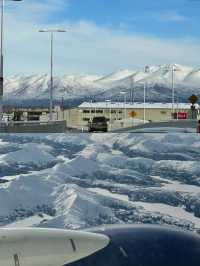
[{"left": 88, "top": 117, "right": 108, "bottom": 132}]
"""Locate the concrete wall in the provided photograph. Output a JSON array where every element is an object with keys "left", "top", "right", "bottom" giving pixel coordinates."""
[{"left": 57, "top": 109, "right": 83, "bottom": 129}]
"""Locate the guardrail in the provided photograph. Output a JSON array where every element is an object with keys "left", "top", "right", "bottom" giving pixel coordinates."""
[{"left": 0, "top": 120, "right": 66, "bottom": 133}]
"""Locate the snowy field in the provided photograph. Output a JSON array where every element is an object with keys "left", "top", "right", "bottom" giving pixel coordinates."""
[{"left": 0, "top": 133, "right": 200, "bottom": 233}]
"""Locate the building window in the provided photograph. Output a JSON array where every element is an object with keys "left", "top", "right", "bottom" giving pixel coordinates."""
[
  {"left": 83, "top": 118, "right": 90, "bottom": 121},
  {"left": 83, "top": 110, "right": 90, "bottom": 113},
  {"left": 28, "top": 112, "right": 42, "bottom": 116},
  {"left": 160, "top": 110, "right": 167, "bottom": 114},
  {"left": 96, "top": 110, "right": 103, "bottom": 113}
]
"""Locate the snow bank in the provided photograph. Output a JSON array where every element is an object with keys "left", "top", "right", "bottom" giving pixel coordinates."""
[
  {"left": 0, "top": 133, "right": 200, "bottom": 231},
  {"left": 0, "top": 143, "right": 55, "bottom": 166}
]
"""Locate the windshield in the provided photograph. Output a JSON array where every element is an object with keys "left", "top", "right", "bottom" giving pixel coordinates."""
[{"left": 92, "top": 117, "right": 107, "bottom": 123}]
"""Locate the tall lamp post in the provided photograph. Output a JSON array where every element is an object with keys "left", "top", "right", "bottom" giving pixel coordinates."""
[
  {"left": 171, "top": 65, "right": 182, "bottom": 118},
  {"left": 39, "top": 29, "right": 66, "bottom": 121},
  {"left": 120, "top": 91, "right": 127, "bottom": 121},
  {"left": 165, "top": 64, "right": 180, "bottom": 117},
  {"left": 105, "top": 99, "right": 111, "bottom": 124},
  {"left": 143, "top": 65, "right": 150, "bottom": 123},
  {"left": 143, "top": 82, "right": 146, "bottom": 123},
  {"left": 130, "top": 75, "right": 135, "bottom": 104},
  {"left": 137, "top": 80, "right": 152, "bottom": 124},
  {"left": 171, "top": 65, "right": 175, "bottom": 115},
  {"left": 0, "top": 0, "right": 22, "bottom": 120},
  {"left": 136, "top": 82, "right": 147, "bottom": 124},
  {"left": 154, "top": 64, "right": 180, "bottom": 119}
]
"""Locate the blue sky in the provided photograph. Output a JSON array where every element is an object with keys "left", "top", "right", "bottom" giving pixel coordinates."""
[
  {"left": 65, "top": 0, "right": 199, "bottom": 38},
  {"left": 4, "top": 0, "right": 200, "bottom": 75}
]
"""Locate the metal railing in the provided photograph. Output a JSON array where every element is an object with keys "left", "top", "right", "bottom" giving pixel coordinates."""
[{"left": 0, "top": 120, "right": 66, "bottom": 133}]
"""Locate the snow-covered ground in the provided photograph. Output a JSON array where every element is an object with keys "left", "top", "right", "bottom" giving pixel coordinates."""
[
  {"left": 87, "top": 187, "right": 200, "bottom": 228},
  {"left": 0, "top": 133, "right": 200, "bottom": 233}
]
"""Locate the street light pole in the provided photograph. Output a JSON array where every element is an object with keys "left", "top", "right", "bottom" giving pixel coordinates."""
[
  {"left": 106, "top": 100, "right": 112, "bottom": 124},
  {"left": 176, "top": 94, "right": 179, "bottom": 120},
  {"left": 143, "top": 65, "right": 150, "bottom": 123},
  {"left": 0, "top": 0, "right": 22, "bottom": 121},
  {"left": 137, "top": 80, "right": 152, "bottom": 124},
  {"left": 124, "top": 93, "right": 127, "bottom": 120},
  {"left": 90, "top": 99, "right": 92, "bottom": 122},
  {"left": 120, "top": 91, "right": 127, "bottom": 121},
  {"left": 143, "top": 82, "right": 146, "bottom": 123},
  {"left": 130, "top": 75, "right": 135, "bottom": 104},
  {"left": 0, "top": 0, "right": 4, "bottom": 120},
  {"left": 106, "top": 99, "right": 111, "bottom": 129},
  {"left": 39, "top": 29, "right": 66, "bottom": 121},
  {"left": 172, "top": 65, "right": 175, "bottom": 115},
  {"left": 50, "top": 32, "right": 53, "bottom": 121}
]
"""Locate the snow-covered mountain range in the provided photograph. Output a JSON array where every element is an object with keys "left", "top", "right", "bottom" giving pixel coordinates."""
[
  {"left": 0, "top": 133, "right": 200, "bottom": 233},
  {"left": 3, "top": 64, "right": 200, "bottom": 105}
]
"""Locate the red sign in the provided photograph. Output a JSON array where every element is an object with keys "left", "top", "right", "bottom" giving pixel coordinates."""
[{"left": 173, "top": 112, "right": 187, "bottom": 120}]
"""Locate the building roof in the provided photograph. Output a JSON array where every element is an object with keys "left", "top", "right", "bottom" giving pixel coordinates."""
[{"left": 79, "top": 102, "right": 198, "bottom": 110}]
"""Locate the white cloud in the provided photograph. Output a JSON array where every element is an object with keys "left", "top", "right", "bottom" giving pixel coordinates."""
[
  {"left": 154, "top": 10, "right": 189, "bottom": 22},
  {"left": 2, "top": 3, "right": 200, "bottom": 76},
  {"left": 128, "top": 10, "right": 189, "bottom": 23},
  {"left": 7, "top": 0, "right": 69, "bottom": 23}
]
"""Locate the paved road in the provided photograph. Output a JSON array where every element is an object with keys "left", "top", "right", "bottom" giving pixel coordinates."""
[
  {"left": 0, "top": 120, "right": 197, "bottom": 134},
  {"left": 111, "top": 120, "right": 197, "bottom": 133}
]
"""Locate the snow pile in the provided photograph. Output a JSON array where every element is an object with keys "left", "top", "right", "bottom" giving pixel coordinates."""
[
  {"left": 0, "top": 171, "right": 58, "bottom": 217},
  {"left": 0, "top": 143, "right": 56, "bottom": 178},
  {"left": 153, "top": 160, "right": 200, "bottom": 184},
  {"left": 0, "top": 139, "right": 19, "bottom": 155},
  {"left": 0, "top": 143, "right": 55, "bottom": 166},
  {"left": 53, "top": 155, "right": 100, "bottom": 177},
  {"left": 97, "top": 153, "right": 154, "bottom": 174},
  {"left": 0, "top": 133, "right": 200, "bottom": 232},
  {"left": 49, "top": 184, "right": 120, "bottom": 229},
  {"left": 113, "top": 133, "right": 200, "bottom": 159}
]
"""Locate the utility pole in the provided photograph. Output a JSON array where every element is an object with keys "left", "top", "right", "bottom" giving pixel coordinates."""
[
  {"left": 130, "top": 75, "right": 135, "bottom": 103},
  {"left": 143, "top": 82, "right": 146, "bottom": 123},
  {"left": 0, "top": 0, "right": 22, "bottom": 121},
  {"left": 120, "top": 91, "right": 127, "bottom": 122},
  {"left": 172, "top": 65, "right": 175, "bottom": 115},
  {"left": 39, "top": 29, "right": 66, "bottom": 121},
  {"left": 0, "top": 0, "right": 4, "bottom": 120}
]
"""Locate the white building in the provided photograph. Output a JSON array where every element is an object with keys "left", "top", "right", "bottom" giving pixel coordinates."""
[{"left": 58, "top": 102, "right": 199, "bottom": 129}]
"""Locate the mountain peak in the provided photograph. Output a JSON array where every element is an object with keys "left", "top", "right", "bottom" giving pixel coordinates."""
[{"left": 3, "top": 64, "right": 200, "bottom": 103}]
